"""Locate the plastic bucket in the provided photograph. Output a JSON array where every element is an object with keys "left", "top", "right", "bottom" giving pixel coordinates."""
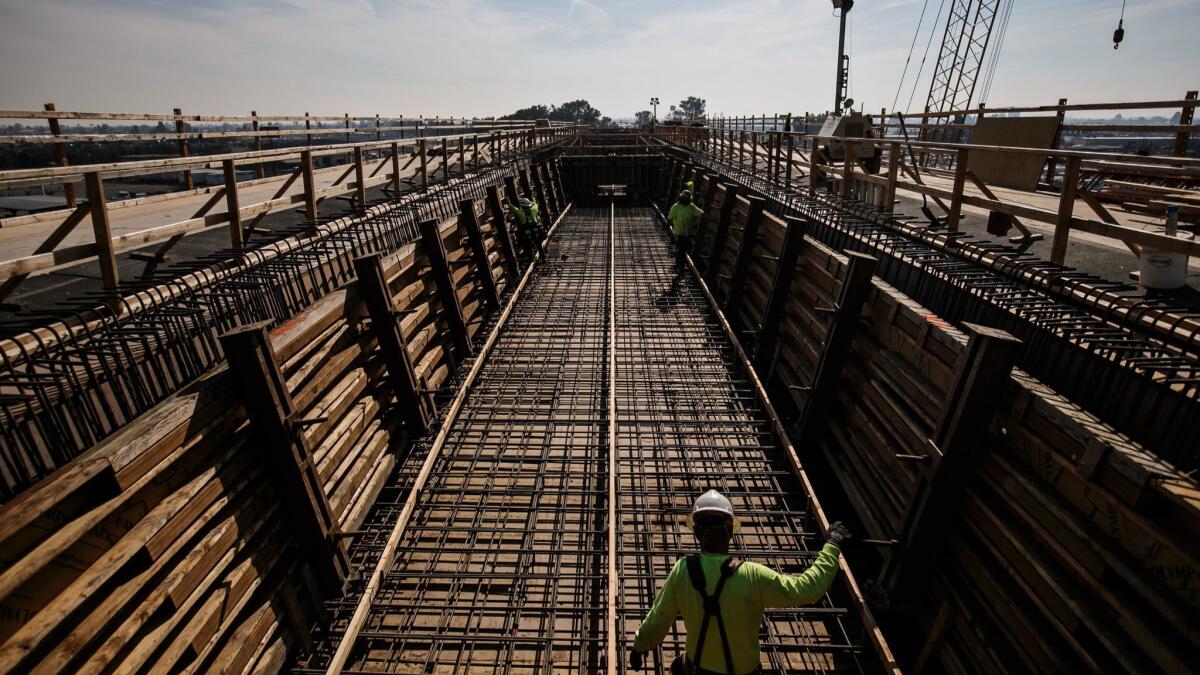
[{"left": 1139, "top": 232, "right": 1194, "bottom": 290}]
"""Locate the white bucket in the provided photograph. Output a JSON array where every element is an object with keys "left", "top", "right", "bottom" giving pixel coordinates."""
[{"left": 1139, "top": 232, "right": 1194, "bottom": 290}]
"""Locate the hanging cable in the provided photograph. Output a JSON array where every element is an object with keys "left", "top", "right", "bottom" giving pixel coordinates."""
[
  {"left": 979, "top": 0, "right": 1013, "bottom": 105},
  {"left": 905, "top": 0, "right": 948, "bottom": 112},
  {"left": 891, "top": 0, "right": 934, "bottom": 113}
]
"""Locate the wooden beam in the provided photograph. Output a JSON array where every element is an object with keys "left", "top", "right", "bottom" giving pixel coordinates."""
[
  {"left": 418, "top": 139, "right": 429, "bottom": 190},
  {"left": 795, "top": 252, "right": 878, "bottom": 450},
  {"left": 725, "top": 196, "right": 766, "bottom": 314},
  {"left": 300, "top": 149, "right": 318, "bottom": 224},
  {"left": 353, "top": 254, "right": 431, "bottom": 435},
  {"left": 83, "top": 171, "right": 119, "bottom": 294},
  {"left": 353, "top": 146, "right": 367, "bottom": 209},
  {"left": 459, "top": 199, "right": 501, "bottom": 310},
  {"left": 879, "top": 324, "right": 1022, "bottom": 608},
  {"left": 218, "top": 322, "right": 350, "bottom": 596},
  {"left": 1050, "top": 156, "right": 1081, "bottom": 264},
  {"left": 756, "top": 216, "right": 808, "bottom": 375},
  {"left": 43, "top": 103, "right": 76, "bottom": 208},
  {"left": 947, "top": 148, "right": 969, "bottom": 231},
  {"left": 173, "top": 107, "right": 193, "bottom": 190},
  {"left": 705, "top": 184, "right": 739, "bottom": 286},
  {"left": 221, "top": 159, "right": 244, "bottom": 251},
  {"left": 419, "top": 218, "right": 472, "bottom": 358},
  {"left": 486, "top": 185, "right": 521, "bottom": 278}
]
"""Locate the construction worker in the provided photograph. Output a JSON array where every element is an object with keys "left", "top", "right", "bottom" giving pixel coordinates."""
[
  {"left": 629, "top": 490, "right": 851, "bottom": 674},
  {"left": 667, "top": 190, "right": 703, "bottom": 279},
  {"left": 508, "top": 195, "right": 545, "bottom": 263}
]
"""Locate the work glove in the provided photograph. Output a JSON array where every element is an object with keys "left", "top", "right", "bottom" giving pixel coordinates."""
[
  {"left": 628, "top": 647, "right": 644, "bottom": 670},
  {"left": 825, "top": 521, "right": 852, "bottom": 550}
]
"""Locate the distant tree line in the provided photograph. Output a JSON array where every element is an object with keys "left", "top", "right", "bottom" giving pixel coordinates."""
[
  {"left": 501, "top": 99, "right": 614, "bottom": 127},
  {"left": 633, "top": 96, "right": 707, "bottom": 127}
]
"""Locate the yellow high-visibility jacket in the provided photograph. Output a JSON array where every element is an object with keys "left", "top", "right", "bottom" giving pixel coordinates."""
[
  {"left": 668, "top": 202, "right": 704, "bottom": 237},
  {"left": 632, "top": 544, "right": 841, "bottom": 674}
]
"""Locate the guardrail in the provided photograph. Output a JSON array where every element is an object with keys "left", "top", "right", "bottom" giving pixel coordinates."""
[
  {"left": 674, "top": 123, "right": 1199, "bottom": 266},
  {"left": 0, "top": 124, "right": 578, "bottom": 302}
]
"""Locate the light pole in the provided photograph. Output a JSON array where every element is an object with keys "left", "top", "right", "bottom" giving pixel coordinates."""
[
  {"left": 833, "top": 0, "right": 854, "bottom": 114},
  {"left": 650, "top": 97, "right": 660, "bottom": 121}
]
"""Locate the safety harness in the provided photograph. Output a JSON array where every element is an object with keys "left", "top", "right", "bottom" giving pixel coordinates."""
[{"left": 684, "top": 555, "right": 742, "bottom": 675}]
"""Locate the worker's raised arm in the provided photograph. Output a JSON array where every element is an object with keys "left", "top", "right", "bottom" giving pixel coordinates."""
[
  {"left": 752, "top": 542, "right": 842, "bottom": 609},
  {"left": 631, "top": 558, "right": 684, "bottom": 653}
]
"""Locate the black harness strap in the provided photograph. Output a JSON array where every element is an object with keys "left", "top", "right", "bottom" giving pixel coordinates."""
[{"left": 685, "top": 555, "right": 742, "bottom": 675}]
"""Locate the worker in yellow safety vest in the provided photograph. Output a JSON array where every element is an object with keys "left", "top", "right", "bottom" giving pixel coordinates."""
[
  {"left": 508, "top": 196, "right": 545, "bottom": 263},
  {"left": 629, "top": 490, "right": 851, "bottom": 674},
  {"left": 667, "top": 190, "right": 703, "bottom": 280}
]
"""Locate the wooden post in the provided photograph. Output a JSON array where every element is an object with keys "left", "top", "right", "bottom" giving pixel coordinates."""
[
  {"left": 1050, "top": 155, "right": 1081, "bottom": 265},
  {"left": 551, "top": 160, "right": 567, "bottom": 208},
  {"left": 756, "top": 216, "right": 808, "bottom": 374},
  {"left": 947, "top": 147, "right": 969, "bottom": 231},
  {"left": 459, "top": 199, "right": 501, "bottom": 310},
  {"left": 300, "top": 149, "right": 318, "bottom": 223},
  {"left": 503, "top": 176, "right": 520, "bottom": 205},
  {"left": 725, "top": 196, "right": 766, "bottom": 312},
  {"left": 221, "top": 159, "right": 244, "bottom": 251},
  {"left": 473, "top": 135, "right": 481, "bottom": 171},
  {"left": 841, "top": 142, "right": 853, "bottom": 198},
  {"left": 1043, "top": 98, "right": 1068, "bottom": 185},
  {"left": 795, "top": 253, "right": 878, "bottom": 449},
  {"left": 43, "top": 103, "right": 76, "bottom": 208},
  {"left": 809, "top": 147, "right": 821, "bottom": 189},
  {"left": 84, "top": 172, "right": 119, "bottom": 294},
  {"left": 353, "top": 146, "right": 367, "bottom": 210},
  {"left": 418, "top": 138, "right": 429, "bottom": 190},
  {"left": 440, "top": 139, "right": 450, "bottom": 181},
  {"left": 457, "top": 137, "right": 466, "bottom": 177},
  {"left": 530, "top": 165, "right": 552, "bottom": 224},
  {"left": 251, "top": 110, "right": 265, "bottom": 179},
  {"left": 739, "top": 131, "right": 748, "bottom": 172},
  {"left": 1173, "top": 90, "right": 1197, "bottom": 157},
  {"left": 390, "top": 142, "right": 402, "bottom": 193},
  {"left": 706, "top": 185, "right": 738, "bottom": 286},
  {"left": 884, "top": 141, "right": 900, "bottom": 212},
  {"left": 879, "top": 324, "right": 1022, "bottom": 608},
  {"left": 173, "top": 107, "right": 193, "bottom": 190},
  {"left": 518, "top": 168, "right": 534, "bottom": 199},
  {"left": 486, "top": 185, "right": 521, "bottom": 277},
  {"left": 419, "top": 218, "right": 472, "bottom": 358},
  {"left": 218, "top": 323, "right": 350, "bottom": 596},
  {"left": 354, "top": 254, "right": 432, "bottom": 436}
]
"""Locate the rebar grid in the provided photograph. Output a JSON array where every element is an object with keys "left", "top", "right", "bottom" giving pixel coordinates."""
[
  {"left": 328, "top": 210, "right": 612, "bottom": 673},
  {"left": 687, "top": 150, "right": 1200, "bottom": 467},
  {"left": 612, "top": 207, "right": 866, "bottom": 674},
  {"left": 298, "top": 205, "right": 874, "bottom": 674}
]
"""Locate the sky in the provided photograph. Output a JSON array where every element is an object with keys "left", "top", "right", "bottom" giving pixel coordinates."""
[{"left": 0, "top": 0, "right": 1196, "bottom": 120}]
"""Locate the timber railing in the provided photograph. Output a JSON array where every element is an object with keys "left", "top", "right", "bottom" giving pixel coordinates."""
[
  {"left": 658, "top": 145, "right": 1199, "bottom": 466},
  {"left": 0, "top": 117, "right": 577, "bottom": 303},
  {"left": 0, "top": 181, "right": 558, "bottom": 671},
  {"left": 0, "top": 140, "right": 570, "bottom": 499},
  {"left": 653, "top": 162, "right": 1199, "bottom": 673},
  {"left": 712, "top": 93, "right": 1199, "bottom": 155}
]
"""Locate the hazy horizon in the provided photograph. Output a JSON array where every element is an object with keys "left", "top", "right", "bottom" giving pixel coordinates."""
[{"left": 1, "top": 0, "right": 1196, "bottom": 119}]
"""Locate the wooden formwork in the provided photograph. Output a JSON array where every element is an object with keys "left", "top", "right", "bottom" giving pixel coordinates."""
[
  {"left": 0, "top": 189, "right": 527, "bottom": 673},
  {"left": 669, "top": 163, "right": 1200, "bottom": 673}
]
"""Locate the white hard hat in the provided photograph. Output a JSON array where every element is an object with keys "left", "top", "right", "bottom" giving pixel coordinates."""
[{"left": 685, "top": 489, "right": 741, "bottom": 533}]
